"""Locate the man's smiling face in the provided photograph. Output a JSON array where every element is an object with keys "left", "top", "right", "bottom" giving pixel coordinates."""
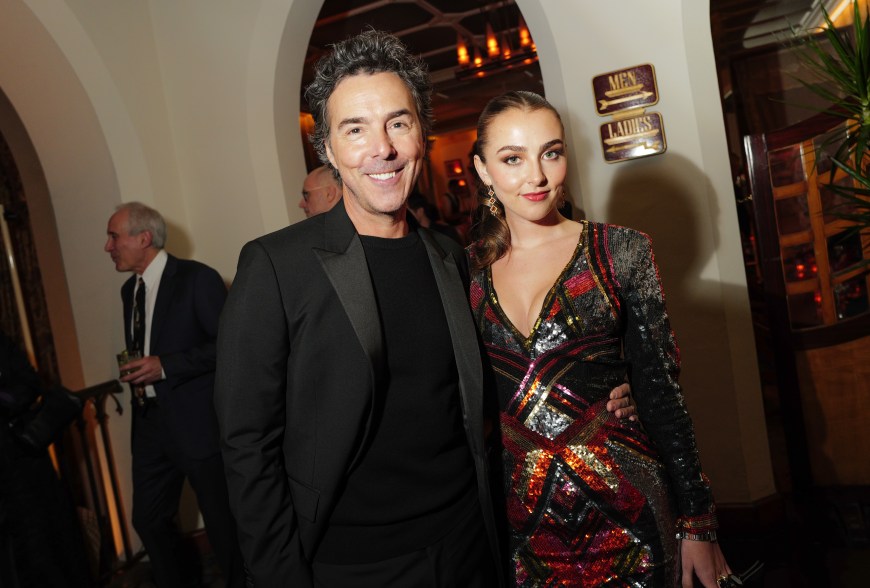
[{"left": 324, "top": 72, "right": 424, "bottom": 226}]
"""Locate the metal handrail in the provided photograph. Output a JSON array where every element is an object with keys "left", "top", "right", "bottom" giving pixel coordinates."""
[{"left": 73, "top": 379, "right": 140, "bottom": 578}]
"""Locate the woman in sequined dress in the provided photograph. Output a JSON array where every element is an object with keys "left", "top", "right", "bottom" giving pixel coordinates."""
[{"left": 467, "top": 91, "right": 732, "bottom": 587}]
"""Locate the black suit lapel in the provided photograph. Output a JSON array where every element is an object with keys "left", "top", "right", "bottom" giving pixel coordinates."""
[
  {"left": 313, "top": 204, "right": 384, "bottom": 371},
  {"left": 150, "top": 254, "right": 177, "bottom": 353},
  {"left": 312, "top": 205, "right": 384, "bottom": 471},
  {"left": 122, "top": 277, "right": 135, "bottom": 349},
  {"left": 417, "top": 230, "right": 501, "bottom": 575},
  {"left": 418, "top": 229, "right": 485, "bottom": 456},
  {"left": 314, "top": 239, "right": 384, "bottom": 372}
]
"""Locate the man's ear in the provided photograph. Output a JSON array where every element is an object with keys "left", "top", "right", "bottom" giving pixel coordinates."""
[
  {"left": 326, "top": 185, "right": 340, "bottom": 203},
  {"left": 325, "top": 142, "right": 337, "bottom": 170},
  {"left": 473, "top": 154, "right": 491, "bottom": 186},
  {"left": 138, "top": 230, "right": 153, "bottom": 249}
]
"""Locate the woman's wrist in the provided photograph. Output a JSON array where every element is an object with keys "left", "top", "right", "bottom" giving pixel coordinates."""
[
  {"left": 675, "top": 529, "right": 718, "bottom": 542},
  {"left": 675, "top": 501, "right": 719, "bottom": 542}
]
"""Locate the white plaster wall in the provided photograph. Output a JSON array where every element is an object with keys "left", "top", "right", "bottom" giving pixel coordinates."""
[
  {"left": 681, "top": 0, "right": 775, "bottom": 504},
  {"left": 147, "top": 0, "right": 277, "bottom": 274}
]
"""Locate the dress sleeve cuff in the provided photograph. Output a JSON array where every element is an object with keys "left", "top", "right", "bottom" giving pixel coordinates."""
[{"left": 676, "top": 504, "right": 719, "bottom": 534}]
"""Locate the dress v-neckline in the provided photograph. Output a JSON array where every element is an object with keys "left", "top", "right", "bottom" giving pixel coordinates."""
[{"left": 487, "top": 221, "right": 587, "bottom": 347}]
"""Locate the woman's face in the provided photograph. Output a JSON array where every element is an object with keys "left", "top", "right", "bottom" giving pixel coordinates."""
[{"left": 474, "top": 107, "right": 567, "bottom": 225}]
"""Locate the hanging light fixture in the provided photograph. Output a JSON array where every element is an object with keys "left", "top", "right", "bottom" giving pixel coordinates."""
[
  {"left": 454, "top": 5, "right": 538, "bottom": 79},
  {"left": 501, "top": 31, "right": 512, "bottom": 60},
  {"left": 485, "top": 22, "right": 500, "bottom": 58},
  {"left": 456, "top": 33, "right": 470, "bottom": 66},
  {"left": 473, "top": 44, "right": 483, "bottom": 68},
  {"left": 518, "top": 15, "right": 532, "bottom": 48}
]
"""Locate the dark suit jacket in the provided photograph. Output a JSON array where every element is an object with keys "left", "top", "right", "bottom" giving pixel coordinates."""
[
  {"left": 122, "top": 253, "right": 227, "bottom": 459},
  {"left": 0, "top": 331, "right": 42, "bottom": 415},
  {"left": 215, "top": 203, "right": 501, "bottom": 586}
]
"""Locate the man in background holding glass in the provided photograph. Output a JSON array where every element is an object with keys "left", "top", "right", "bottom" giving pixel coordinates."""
[{"left": 105, "top": 202, "right": 244, "bottom": 588}]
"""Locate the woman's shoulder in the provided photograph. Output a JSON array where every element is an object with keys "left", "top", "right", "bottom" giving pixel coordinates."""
[
  {"left": 584, "top": 222, "right": 655, "bottom": 280},
  {"left": 584, "top": 220, "right": 651, "bottom": 245}
]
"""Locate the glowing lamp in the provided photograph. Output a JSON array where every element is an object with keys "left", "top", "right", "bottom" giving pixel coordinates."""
[
  {"left": 518, "top": 16, "right": 531, "bottom": 47},
  {"left": 456, "top": 34, "right": 470, "bottom": 66},
  {"left": 486, "top": 23, "right": 500, "bottom": 58}
]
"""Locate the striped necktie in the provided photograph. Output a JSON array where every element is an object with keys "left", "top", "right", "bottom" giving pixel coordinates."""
[{"left": 132, "top": 276, "right": 146, "bottom": 354}]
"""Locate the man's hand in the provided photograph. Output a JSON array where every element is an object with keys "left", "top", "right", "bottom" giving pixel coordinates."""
[
  {"left": 120, "top": 355, "right": 164, "bottom": 386},
  {"left": 606, "top": 383, "right": 637, "bottom": 421}
]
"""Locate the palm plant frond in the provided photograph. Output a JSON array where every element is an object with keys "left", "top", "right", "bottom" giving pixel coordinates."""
[
  {"left": 788, "top": 0, "right": 870, "bottom": 243},
  {"left": 828, "top": 158, "right": 870, "bottom": 224},
  {"left": 790, "top": 1, "right": 870, "bottom": 170}
]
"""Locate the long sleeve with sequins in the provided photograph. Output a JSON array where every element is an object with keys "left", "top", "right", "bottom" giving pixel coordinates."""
[{"left": 609, "top": 226, "right": 716, "bottom": 522}]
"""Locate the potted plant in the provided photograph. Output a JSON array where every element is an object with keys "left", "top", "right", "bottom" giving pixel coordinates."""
[{"left": 791, "top": 0, "right": 869, "bottom": 247}]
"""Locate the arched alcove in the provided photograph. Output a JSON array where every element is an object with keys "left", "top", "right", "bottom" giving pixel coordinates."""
[
  {"left": 248, "top": 0, "right": 325, "bottom": 228},
  {"left": 0, "top": 0, "right": 160, "bottom": 561},
  {"left": 0, "top": 88, "right": 78, "bottom": 386},
  {"left": 0, "top": 1, "right": 128, "bottom": 389}
]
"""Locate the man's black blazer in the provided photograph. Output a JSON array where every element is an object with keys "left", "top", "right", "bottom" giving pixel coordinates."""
[
  {"left": 215, "top": 203, "right": 500, "bottom": 586},
  {"left": 122, "top": 254, "right": 227, "bottom": 459}
]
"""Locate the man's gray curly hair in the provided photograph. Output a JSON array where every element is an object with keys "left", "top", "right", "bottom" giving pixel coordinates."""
[
  {"left": 117, "top": 201, "right": 166, "bottom": 249},
  {"left": 304, "top": 29, "right": 433, "bottom": 174}
]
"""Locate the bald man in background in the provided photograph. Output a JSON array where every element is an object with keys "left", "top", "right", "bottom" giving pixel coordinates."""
[{"left": 299, "top": 165, "right": 341, "bottom": 217}]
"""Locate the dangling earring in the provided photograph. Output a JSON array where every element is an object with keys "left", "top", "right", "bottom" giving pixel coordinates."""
[
  {"left": 486, "top": 186, "right": 500, "bottom": 216},
  {"left": 556, "top": 186, "right": 566, "bottom": 209}
]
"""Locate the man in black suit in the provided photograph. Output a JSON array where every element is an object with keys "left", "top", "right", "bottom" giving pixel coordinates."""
[
  {"left": 105, "top": 202, "right": 244, "bottom": 588},
  {"left": 215, "top": 31, "right": 633, "bottom": 587}
]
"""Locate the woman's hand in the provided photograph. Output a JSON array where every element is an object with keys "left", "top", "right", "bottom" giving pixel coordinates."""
[{"left": 680, "top": 539, "right": 732, "bottom": 587}]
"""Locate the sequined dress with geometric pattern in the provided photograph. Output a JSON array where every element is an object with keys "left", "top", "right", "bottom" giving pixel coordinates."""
[{"left": 468, "top": 222, "right": 716, "bottom": 587}]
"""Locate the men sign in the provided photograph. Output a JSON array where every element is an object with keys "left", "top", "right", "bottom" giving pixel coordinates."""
[
  {"left": 592, "top": 64, "right": 658, "bottom": 116},
  {"left": 592, "top": 63, "right": 666, "bottom": 162}
]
